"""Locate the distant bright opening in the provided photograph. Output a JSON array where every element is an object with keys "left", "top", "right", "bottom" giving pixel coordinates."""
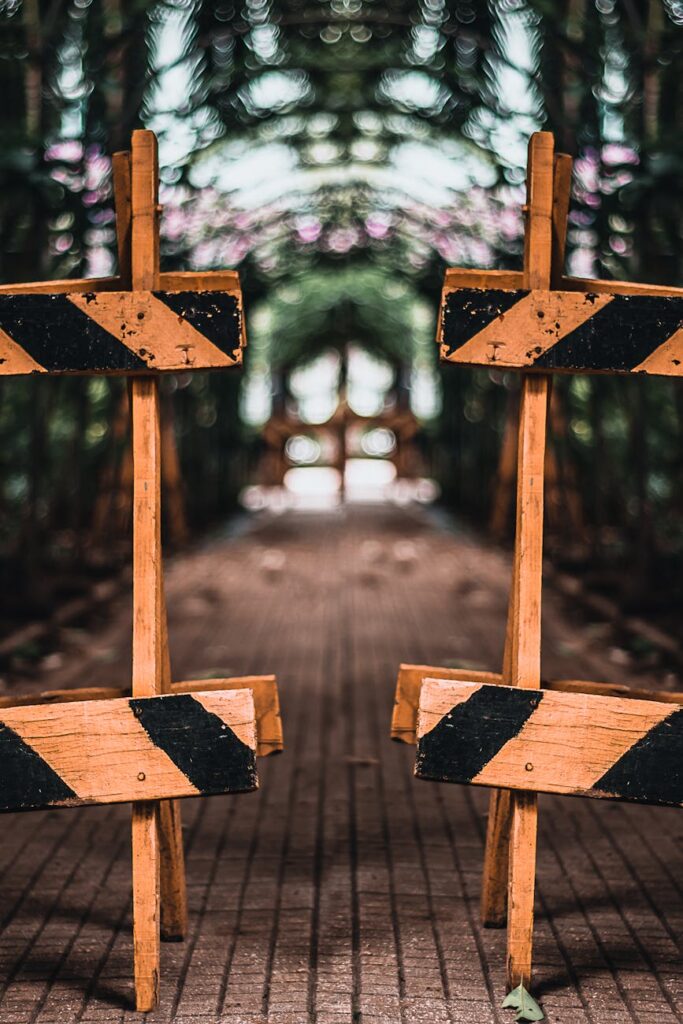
[
  {"left": 361, "top": 428, "right": 396, "bottom": 458},
  {"left": 285, "top": 434, "right": 321, "bottom": 465}
]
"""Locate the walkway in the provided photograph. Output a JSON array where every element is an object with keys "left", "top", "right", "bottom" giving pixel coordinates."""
[{"left": 1, "top": 506, "right": 681, "bottom": 1024}]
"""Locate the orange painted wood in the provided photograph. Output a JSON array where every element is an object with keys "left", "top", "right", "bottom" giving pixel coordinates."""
[
  {"left": 0, "top": 270, "right": 240, "bottom": 295},
  {"left": 0, "top": 676, "right": 284, "bottom": 758},
  {"left": 0, "top": 290, "right": 243, "bottom": 377},
  {"left": 389, "top": 663, "right": 680, "bottom": 748},
  {"left": 504, "top": 131, "right": 554, "bottom": 989},
  {"left": 129, "top": 129, "right": 164, "bottom": 1013},
  {"left": 0, "top": 688, "right": 256, "bottom": 809},
  {"left": 416, "top": 679, "right": 682, "bottom": 805}
]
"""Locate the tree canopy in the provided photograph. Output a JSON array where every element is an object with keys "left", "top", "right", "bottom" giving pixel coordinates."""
[{"left": 0, "top": 0, "right": 683, "bottom": 633}]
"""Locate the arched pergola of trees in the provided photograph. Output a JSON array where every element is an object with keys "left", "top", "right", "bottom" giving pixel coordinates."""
[{"left": 0, "top": 0, "right": 682, "bottom": 636}]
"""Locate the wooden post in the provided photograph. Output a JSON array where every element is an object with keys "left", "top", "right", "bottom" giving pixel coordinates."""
[
  {"left": 480, "top": 144, "right": 573, "bottom": 934},
  {"left": 477, "top": 134, "right": 556, "bottom": 990},
  {"left": 127, "top": 130, "right": 185, "bottom": 1010},
  {"left": 115, "top": 136, "right": 188, "bottom": 955}
]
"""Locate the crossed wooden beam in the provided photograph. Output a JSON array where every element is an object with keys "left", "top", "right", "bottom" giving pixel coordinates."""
[
  {"left": 0, "top": 130, "right": 283, "bottom": 1012},
  {"left": 391, "top": 131, "right": 683, "bottom": 996}
]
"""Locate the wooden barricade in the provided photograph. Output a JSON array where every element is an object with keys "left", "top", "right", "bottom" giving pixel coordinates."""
[
  {"left": 0, "top": 130, "right": 283, "bottom": 1012},
  {"left": 390, "top": 130, "right": 683, "bottom": 1002}
]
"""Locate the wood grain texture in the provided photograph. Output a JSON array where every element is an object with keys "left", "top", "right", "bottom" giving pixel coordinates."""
[
  {"left": 0, "top": 689, "right": 257, "bottom": 811},
  {"left": 132, "top": 801, "right": 160, "bottom": 1012},
  {"left": 129, "top": 129, "right": 163, "bottom": 1013},
  {"left": 389, "top": 662, "right": 683, "bottom": 746},
  {"left": 0, "top": 290, "right": 242, "bottom": 376},
  {"left": 503, "top": 131, "right": 554, "bottom": 988},
  {"left": 440, "top": 287, "right": 683, "bottom": 377},
  {"left": 0, "top": 676, "right": 284, "bottom": 757},
  {"left": 480, "top": 788, "right": 512, "bottom": 928},
  {"left": 416, "top": 678, "right": 683, "bottom": 808}
]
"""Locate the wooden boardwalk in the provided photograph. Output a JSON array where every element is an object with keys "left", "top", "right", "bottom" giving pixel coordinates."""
[{"left": 1, "top": 505, "right": 682, "bottom": 1024}]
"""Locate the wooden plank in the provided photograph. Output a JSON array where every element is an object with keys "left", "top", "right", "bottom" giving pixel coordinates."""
[
  {"left": 391, "top": 664, "right": 501, "bottom": 744},
  {"left": 113, "top": 151, "right": 132, "bottom": 283},
  {"left": 440, "top": 287, "right": 683, "bottom": 377},
  {"left": 389, "top": 663, "right": 683, "bottom": 746},
  {"left": 112, "top": 141, "right": 187, "bottom": 949},
  {"left": 443, "top": 268, "right": 524, "bottom": 290},
  {"left": 0, "top": 689, "right": 257, "bottom": 811},
  {"left": 132, "top": 802, "right": 160, "bottom": 1009},
  {"left": 416, "top": 678, "right": 683, "bottom": 808},
  {"left": 0, "top": 271, "right": 240, "bottom": 296},
  {"left": 551, "top": 154, "right": 573, "bottom": 289},
  {"left": 0, "top": 290, "right": 243, "bottom": 376},
  {"left": 503, "top": 131, "right": 554, "bottom": 989},
  {"left": 161, "top": 270, "right": 240, "bottom": 291},
  {"left": 129, "top": 128, "right": 163, "bottom": 1014},
  {"left": 0, "top": 676, "right": 284, "bottom": 758},
  {"left": 562, "top": 274, "right": 683, "bottom": 298}
]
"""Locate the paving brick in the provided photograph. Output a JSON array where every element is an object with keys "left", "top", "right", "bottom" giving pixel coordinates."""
[{"left": 1, "top": 508, "right": 682, "bottom": 1022}]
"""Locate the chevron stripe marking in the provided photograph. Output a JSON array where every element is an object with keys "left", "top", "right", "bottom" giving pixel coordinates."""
[
  {"left": 416, "top": 679, "right": 683, "bottom": 807},
  {"left": 0, "top": 675, "right": 284, "bottom": 758},
  {"left": 391, "top": 662, "right": 683, "bottom": 746},
  {"left": 0, "top": 689, "right": 257, "bottom": 812},
  {"left": 0, "top": 326, "right": 44, "bottom": 373},
  {"left": 440, "top": 288, "right": 683, "bottom": 377},
  {"left": 0, "top": 291, "right": 242, "bottom": 376},
  {"left": 69, "top": 291, "right": 241, "bottom": 370}
]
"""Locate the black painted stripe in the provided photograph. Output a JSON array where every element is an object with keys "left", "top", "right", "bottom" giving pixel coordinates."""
[
  {"left": 130, "top": 694, "right": 257, "bottom": 794},
  {"left": 416, "top": 685, "right": 543, "bottom": 784},
  {"left": 592, "top": 707, "right": 683, "bottom": 807},
  {"left": 0, "top": 294, "right": 146, "bottom": 372},
  {"left": 442, "top": 288, "right": 527, "bottom": 356},
  {"left": 534, "top": 294, "right": 683, "bottom": 371},
  {"left": 154, "top": 291, "right": 242, "bottom": 358},
  {"left": 0, "top": 722, "right": 78, "bottom": 812}
]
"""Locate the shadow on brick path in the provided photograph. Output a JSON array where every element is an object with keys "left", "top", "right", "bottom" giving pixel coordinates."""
[{"left": 1, "top": 506, "right": 682, "bottom": 1024}]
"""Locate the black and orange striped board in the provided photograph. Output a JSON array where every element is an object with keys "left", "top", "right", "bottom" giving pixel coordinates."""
[
  {"left": 416, "top": 678, "right": 683, "bottom": 808},
  {"left": 0, "top": 675, "right": 284, "bottom": 759},
  {"left": 0, "top": 689, "right": 257, "bottom": 812},
  {"left": 440, "top": 287, "right": 683, "bottom": 377},
  {"left": 0, "top": 289, "right": 243, "bottom": 376}
]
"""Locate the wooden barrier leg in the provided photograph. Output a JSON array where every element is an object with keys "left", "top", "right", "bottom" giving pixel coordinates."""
[
  {"left": 505, "top": 373, "right": 549, "bottom": 988},
  {"left": 128, "top": 130, "right": 178, "bottom": 1010},
  {"left": 132, "top": 800, "right": 160, "bottom": 1010},
  {"left": 158, "top": 586, "right": 188, "bottom": 942},
  {"left": 131, "top": 376, "right": 163, "bottom": 1011},
  {"left": 479, "top": 137, "right": 565, "bottom": 976},
  {"left": 480, "top": 788, "right": 512, "bottom": 927},
  {"left": 159, "top": 798, "right": 187, "bottom": 940}
]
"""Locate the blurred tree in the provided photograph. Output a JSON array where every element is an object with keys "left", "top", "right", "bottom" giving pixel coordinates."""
[{"left": 0, "top": 0, "right": 681, "bottom": 632}]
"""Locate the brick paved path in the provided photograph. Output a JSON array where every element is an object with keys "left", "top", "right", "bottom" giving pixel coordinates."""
[{"left": 1, "top": 506, "right": 682, "bottom": 1024}]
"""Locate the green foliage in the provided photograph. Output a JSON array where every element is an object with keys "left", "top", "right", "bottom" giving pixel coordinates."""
[{"left": 0, "top": 0, "right": 683, "bottom": 610}]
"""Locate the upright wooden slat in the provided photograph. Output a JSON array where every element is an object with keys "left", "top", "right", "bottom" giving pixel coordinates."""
[
  {"left": 505, "top": 132, "right": 554, "bottom": 991},
  {"left": 158, "top": 585, "right": 188, "bottom": 941},
  {"left": 128, "top": 129, "right": 163, "bottom": 1011},
  {"left": 478, "top": 134, "right": 556, "bottom": 987}
]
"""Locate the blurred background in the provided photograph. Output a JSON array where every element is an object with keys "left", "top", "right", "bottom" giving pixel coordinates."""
[{"left": 0, "top": 0, "right": 682, "bottom": 667}]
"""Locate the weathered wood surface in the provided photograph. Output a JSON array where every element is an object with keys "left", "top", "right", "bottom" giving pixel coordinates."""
[
  {"left": 0, "top": 290, "right": 243, "bottom": 375},
  {"left": 390, "top": 663, "right": 683, "bottom": 746},
  {"left": 0, "top": 269, "right": 240, "bottom": 295},
  {"left": 500, "top": 132, "right": 554, "bottom": 988},
  {"left": 0, "top": 689, "right": 257, "bottom": 812},
  {"left": 0, "top": 675, "right": 283, "bottom": 757},
  {"left": 440, "top": 287, "right": 683, "bottom": 377},
  {"left": 443, "top": 267, "right": 683, "bottom": 299},
  {"left": 417, "top": 678, "right": 683, "bottom": 808}
]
